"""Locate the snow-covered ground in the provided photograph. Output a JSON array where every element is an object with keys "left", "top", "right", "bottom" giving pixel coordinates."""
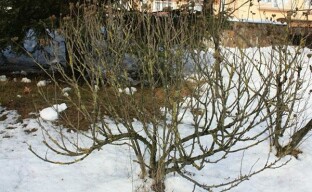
[
  {"left": 1, "top": 101, "right": 312, "bottom": 192},
  {"left": 1, "top": 46, "right": 312, "bottom": 192}
]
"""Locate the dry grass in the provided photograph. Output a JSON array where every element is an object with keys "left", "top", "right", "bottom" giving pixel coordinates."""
[
  {"left": 0, "top": 75, "right": 197, "bottom": 131},
  {"left": 0, "top": 76, "right": 54, "bottom": 118}
]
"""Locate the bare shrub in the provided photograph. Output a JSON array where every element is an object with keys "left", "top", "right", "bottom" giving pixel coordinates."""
[{"left": 29, "top": 1, "right": 312, "bottom": 192}]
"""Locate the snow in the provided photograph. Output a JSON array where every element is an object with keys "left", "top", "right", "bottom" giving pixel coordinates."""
[
  {"left": 1, "top": 104, "right": 312, "bottom": 192},
  {"left": 21, "top": 77, "right": 31, "bottom": 83},
  {"left": 118, "top": 87, "right": 137, "bottom": 95},
  {"left": 0, "top": 109, "right": 140, "bottom": 192},
  {"left": 1, "top": 46, "right": 312, "bottom": 192},
  {"left": 39, "top": 103, "right": 67, "bottom": 121},
  {"left": 94, "top": 85, "right": 100, "bottom": 92},
  {"left": 62, "top": 87, "right": 72, "bottom": 93},
  {"left": 37, "top": 80, "right": 49, "bottom": 87},
  {"left": 0, "top": 75, "right": 7, "bottom": 82},
  {"left": 63, "top": 92, "right": 69, "bottom": 97},
  {"left": 61, "top": 87, "right": 72, "bottom": 97}
]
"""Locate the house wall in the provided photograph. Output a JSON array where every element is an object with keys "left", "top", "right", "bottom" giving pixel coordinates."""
[
  {"left": 135, "top": 0, "right": 203, "bottom": 12},
  {"left": 223, "top": 0, "right": 312, "bottom": 22},
  {"left": 132, "top": 0, "right": 310, "bottom": 22}
]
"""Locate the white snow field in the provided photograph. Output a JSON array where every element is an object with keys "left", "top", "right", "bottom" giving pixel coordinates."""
[{"left": 1, "top": 46, "right": 312, "bottom": 192}]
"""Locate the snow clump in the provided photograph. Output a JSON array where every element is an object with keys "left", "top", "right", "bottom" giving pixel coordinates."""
[
  {"left": 62, "top": 87, "right": 72, "bottom": 97},
  {"left": 37, "top": 80, "right": 50, "bottom": 87},
  {"left": 0, "top": 75, "right": 7, "bottom": 82},
  {"left": 62, "top": 87, "right": 72, "bottom": 93},
  {"left": 39, "top": 103, "right": 67, "bottom": 121},
  {"left": 21, "top": 77, "right": 31, "bottom": 83},
  {"left": 118, "top": 87, "right": 137, "bottom": 95}
]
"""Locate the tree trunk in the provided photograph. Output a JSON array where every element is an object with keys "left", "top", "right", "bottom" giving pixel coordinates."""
[{"left": 277, "top": 119, "right": 312, "bottom": 157}]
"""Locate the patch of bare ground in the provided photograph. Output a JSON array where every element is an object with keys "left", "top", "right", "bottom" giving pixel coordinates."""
[{"left": 0, "top": 75, "right": 197, "bottom": 131}]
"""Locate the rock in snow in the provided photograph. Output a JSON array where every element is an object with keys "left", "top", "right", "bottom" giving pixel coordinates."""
[{"left": 39, "top": 103, "right": 67, "bottom": 121}]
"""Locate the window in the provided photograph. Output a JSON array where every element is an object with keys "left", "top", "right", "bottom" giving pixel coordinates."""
[
  {"left": 273, "top": 0, "right": 278, "bottom": 7},
  {"left": 307, "top": 0, "right": 312, "bottom": 8},
  {"left": 155, "top": 1, "right": 162, "bottom": 11},
  {"left": 260, "top": 0, "right": 283, "bottom": 8},
  {"left": 154, "top": 1, "right": 172, "bottom": 12}
]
